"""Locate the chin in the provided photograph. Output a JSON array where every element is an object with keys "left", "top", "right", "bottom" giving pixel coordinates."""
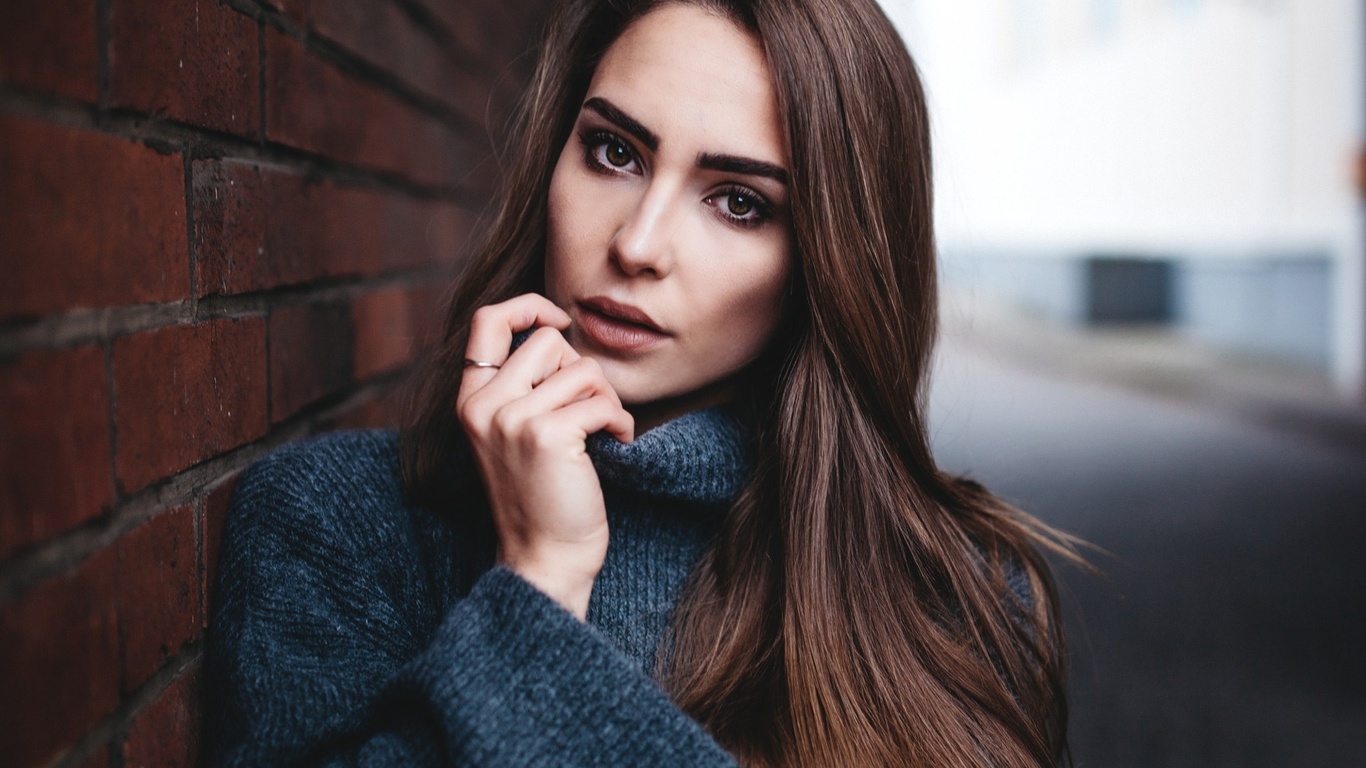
[
  {"left": 599, "top": 369, "right": 662, "bottom": 406},
  {"left": 592, "top": 363, "right": 677, "bottom": 407}
]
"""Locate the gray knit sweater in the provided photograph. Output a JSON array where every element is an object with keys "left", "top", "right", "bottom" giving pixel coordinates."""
[{"left": 203, "top": 408, "right": 750, "bottom": 767}]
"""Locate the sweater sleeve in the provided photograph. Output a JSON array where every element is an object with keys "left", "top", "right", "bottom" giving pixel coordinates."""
[{"left": 202, "top": 433, "right": 738, "bottom": 768}]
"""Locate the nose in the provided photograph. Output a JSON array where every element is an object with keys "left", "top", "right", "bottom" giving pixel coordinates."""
[{"left": 609, "top": 179, "right": 681, "bottom": 278}]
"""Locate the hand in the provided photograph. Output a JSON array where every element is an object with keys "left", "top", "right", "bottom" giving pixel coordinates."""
[{"left": 456, "top": 293, "right": 635, "bottom": 620}]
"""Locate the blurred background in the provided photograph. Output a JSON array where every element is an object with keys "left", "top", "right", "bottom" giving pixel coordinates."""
[{"left": 879, "top": 0, "right": 1366, "bottom": 765}]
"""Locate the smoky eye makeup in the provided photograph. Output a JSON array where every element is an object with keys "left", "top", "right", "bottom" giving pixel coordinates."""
[
  {"left": 578, "top": 128, "right": 643, "bottom": 176},
  {"left": 574, "top": 119, "right": 783, "bottom": 229},
  {"left": 706, "top": 185, "right": 778, "bottom": 229}
]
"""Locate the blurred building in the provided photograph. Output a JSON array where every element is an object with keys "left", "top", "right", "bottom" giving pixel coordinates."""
[{"left": 881, "top": 0, "right": 1365, "bottom": 398}]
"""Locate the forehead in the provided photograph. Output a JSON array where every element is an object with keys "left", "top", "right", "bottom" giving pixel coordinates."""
[{"left": 586, "top": 4, "right": 786, "bottom": 166}]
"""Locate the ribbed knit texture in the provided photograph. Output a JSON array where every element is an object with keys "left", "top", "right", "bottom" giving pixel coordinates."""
[{"left": 203, "top": 408, "right": 749, "bottom": 767}]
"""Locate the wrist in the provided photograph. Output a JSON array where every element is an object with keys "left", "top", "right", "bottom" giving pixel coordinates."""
[{"left": 500, "top": 545, "right": 604, "bottom": 621}]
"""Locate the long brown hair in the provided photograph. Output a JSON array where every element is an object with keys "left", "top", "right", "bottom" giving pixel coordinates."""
[{"left": 402, "top": 0, "right": 1078, "bottom": 765}]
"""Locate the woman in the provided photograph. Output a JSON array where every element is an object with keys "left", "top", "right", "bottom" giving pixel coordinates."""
[{"left": 206, "top": 0, "right": 1076, "bottom": 765}]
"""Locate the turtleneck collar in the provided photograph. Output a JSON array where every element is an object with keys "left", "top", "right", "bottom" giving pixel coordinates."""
[{"left": 586, "top": 406, "right": 750, "bottom": 507}]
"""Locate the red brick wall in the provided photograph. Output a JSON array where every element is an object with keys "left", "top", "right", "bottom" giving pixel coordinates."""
[{"left": 0, "top": 1, "right": 550, "bottom": 765}]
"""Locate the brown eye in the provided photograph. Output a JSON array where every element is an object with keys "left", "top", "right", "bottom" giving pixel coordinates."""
[
  {"left": 727, "top": 193, "right": 755, "bottom": 217},
  {"left": 605, "top": 141, "right": 632, "bottom": 167}
]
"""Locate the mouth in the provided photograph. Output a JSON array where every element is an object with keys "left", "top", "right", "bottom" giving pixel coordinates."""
[{"left": 575, "top": 296, "right": 670, "bottom": 354}]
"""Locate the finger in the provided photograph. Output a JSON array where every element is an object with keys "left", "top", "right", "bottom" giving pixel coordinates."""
[
  {"left": 495, "top": 357, "right": 621, "bottom": 428},
  {"left": 462, "top": 326, "right": 581, "bottom": 420},
  {"left": 460, "top": 294, "right": 571, "bottom": 401},
  {"left": 494, "top": 326, "right": 582, "bottom": 393},
  {"left": 464, "top": 293, "right": 571, "bottom": 367},
  {"left": 459, "top": 328, "right": 582, "bottom": 426},
  {"left": 532, "top": 393, "right": 635, "bottom": 445}
]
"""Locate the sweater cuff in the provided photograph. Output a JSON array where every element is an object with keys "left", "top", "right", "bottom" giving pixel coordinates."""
[{"left": 399, "top": 566, "right": 736, "bottom": 766}]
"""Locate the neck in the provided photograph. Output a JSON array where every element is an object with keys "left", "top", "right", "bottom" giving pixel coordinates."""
[{"left": 628, "top": 383, "right": 735, "bottom": 434}]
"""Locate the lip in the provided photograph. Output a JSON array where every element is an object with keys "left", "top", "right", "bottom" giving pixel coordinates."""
[
  {"left": 580, "top": 296, "right": 666, "bottom": 332},
  {"left": 575, "top": 296, "right": 670, "bottom": 354}
]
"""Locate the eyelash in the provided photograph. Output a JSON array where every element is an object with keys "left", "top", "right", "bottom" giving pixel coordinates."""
[
  {"left": 576, "top": 129, "right": 777, "bottom": 229},
  {"left": 706, "top": 185, "right": 775, "bottom": 229},
  {"left": 579, "top": 129, "right": 642, "bottom": 176}
]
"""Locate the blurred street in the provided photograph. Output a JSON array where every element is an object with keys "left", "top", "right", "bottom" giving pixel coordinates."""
[{"left": 929, "top": 331, "right": 1366, "bottom": 767}]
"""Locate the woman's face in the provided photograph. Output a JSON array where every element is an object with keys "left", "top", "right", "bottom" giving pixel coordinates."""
[{"left": 545, "top": 3, "right": 791, "bottom": 427}]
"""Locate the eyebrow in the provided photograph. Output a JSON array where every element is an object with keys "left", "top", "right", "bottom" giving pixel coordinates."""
[
  {"left": 583, "top": 97, "right": 659, "bottom": 152},
  {"left": 697, "top": 152, "right": 789, "bottom": 186},
  {"left": 581, "top": 96, "right": 789, "bottom": 187}
]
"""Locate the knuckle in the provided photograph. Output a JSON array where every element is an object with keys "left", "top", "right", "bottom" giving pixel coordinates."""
[
  {"left": 525, "top": 418, "right": 560, "bottom": 451},
  {"left": 457, "top": 396, "right": 486, "bottom": 433},
  {"left": 530, "top": 325, "right": 565, "bottom": 346},
  {"left": 576, "top": 358, "right": 613, "bottom": 394},
  {"left": 469, "top": 306, "right": 500, "bottom": 336},
  {"left": 490, "top": 405, "right": 519, "bottom": 438},
  {"left": 457, "top": 410, "right": 480, "bottom": 439}
]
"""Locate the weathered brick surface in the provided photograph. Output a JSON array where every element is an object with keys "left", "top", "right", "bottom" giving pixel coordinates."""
[
  {"left": 113, "top": 318, "right": 268, "bottom": 493},
  {"left": 193, "top": 159, "right": 470, "bottom": 295},
  {"left": 262, "top": 0, "right": 308, "bottom": 25},
  {"left": 0, "top": 346, "right": 114, "bottom": 561},
  {"left": 352, "top": 290, "right": 412, "bottom": 380},
  {"left": 352, "top": 287, "right": 425, "bottom": 380},
  {"left": 269, "top": 302, "right": 354, "bottom": 422},
  {"left": 332, "top": 392, "right": 402, "bottom": 430},
  {"left": 122, "top": 662, "right": 201, "bottom": 768},
  {"left": 0, "top": 548, "right": 121, "bottom": 768},
  {"left": 311, "top": 0, "right": 491, "bottom": 124},
  {"left": 0, "top": 1, "right": 548, "bottom": 763},
  {"left": 0, "top": 0, "right": 99, "bottom": 102},
  {"left": 115, "top": 506, "right": 201, "bottom": 692},
  {"left": 109, "top": 0, "right": 260, "bottom": 138},
  {"left": 193, "top": 160, "right": 388, "bottom": 295},
  {"left": 416, "top": 1, "right": 511, "bottom": 68},
  {"left": 384, "top": 196, "right": 476, "bottom": 271},
  {"left": 264, "top": 28, "right": 476, "bottom": 187},
  {"left": 0, "top": 117, "right": 188, "bottom": 320}
]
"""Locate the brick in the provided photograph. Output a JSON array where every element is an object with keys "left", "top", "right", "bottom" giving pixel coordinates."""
[
  {"left": 384, "top": 196, "right": 476, "bottom": 271},
  {"left": 0, "top": 117, "right": 188, "bottom": 320},
  {"left": 416, "top": 0, "right": 513, "bottom": 68},
  {"left": 331, "top": 390, "right": 402, "bottom": 431},
  {"left": 122, "top": 662, "right": 201, "bottom": 768},
  {"left": 193, "top": 162, "right": 470, "bottom": 296},
  {"left": 268, "top": 302, "right": 353, "bottom": 423},
  {"left": 409, "top": 284, "right": 446, "bottom": 351},
  {"left": 346, "top": 282, "right": 443, "bottom": 386},
  {"left": 311, "top": 0, "right": 491, "bottom": 124},
  {"left": 0, "top": 346, "right": 114, "bottom": 560},
  {"left": 0, "top": 0, "right": 99, "bottom": 102},
  {"left": 352, "top": 288, "right": 420, "bottom": 380},
  {"left": 193, "top": 160, "right": 388, "bottom": 295},
  {"left": 110, "top": 0, "right": 260, "bottom": 137},
  {"left": 0, "top": 548, "right": 120, "bottom": 768},
  {"left": 264, "top": 28, "right": 476, "bottom": 187},
  {"left": 201, "top": 474, "right": 238, "bottom": 628},
  {"left": 261, "top": 0, "right": 307, "bottom": 25},
  {"left": 115, "top": 506, "right": 200, "bottom": 692},
  {"left": 113, "top": 317, "right": 268, "bottom": 494}
]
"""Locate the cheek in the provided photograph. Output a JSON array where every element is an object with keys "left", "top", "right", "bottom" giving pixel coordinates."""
[
  {"left": 545, "top": 148, "right": 590, "bottom": 302},
  {"left": 697, "top": 239, "right": 790, "bottom": 357}
]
